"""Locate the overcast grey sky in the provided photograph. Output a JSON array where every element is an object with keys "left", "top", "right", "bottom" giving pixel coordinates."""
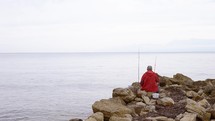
[{"left": 0, "top": 0, "right": 215, "bottom": 52}]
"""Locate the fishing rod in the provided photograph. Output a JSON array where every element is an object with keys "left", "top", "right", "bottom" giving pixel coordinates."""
[
  {"left": 138, "top": 49, "right": 140, "bottom": 82},
  {"left": 154, "top": 56, "right": 160, "bottom": 93},
  {"left": 154, "top": 56, "right": 157, "bottom": 72}
]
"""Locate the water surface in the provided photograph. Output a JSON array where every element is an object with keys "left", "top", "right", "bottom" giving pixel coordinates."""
[{"left": 0, "top": 52, "right": 214, "bottom": 121}]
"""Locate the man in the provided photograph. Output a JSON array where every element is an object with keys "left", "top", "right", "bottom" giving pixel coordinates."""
[{"left": 140, "top": 65, "right": 159, "bottom": 92}]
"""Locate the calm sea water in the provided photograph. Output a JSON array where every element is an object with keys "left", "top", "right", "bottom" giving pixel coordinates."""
[{"left": 0, "top": 52, "right": 214, "bottom": 121}]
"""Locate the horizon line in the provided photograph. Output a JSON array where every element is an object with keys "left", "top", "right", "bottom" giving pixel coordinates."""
[{"left": 0, "top": 51, "right": 215, "bottom": 54}]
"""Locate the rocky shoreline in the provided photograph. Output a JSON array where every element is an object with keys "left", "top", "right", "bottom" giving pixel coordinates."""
[{"left": 70, "top": 73, "right": 215, "bottom": 121}]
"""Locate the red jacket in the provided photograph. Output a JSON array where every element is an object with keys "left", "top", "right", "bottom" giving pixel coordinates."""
[{"left": 140, "top": 70, "right": 159, "bottom": 92}]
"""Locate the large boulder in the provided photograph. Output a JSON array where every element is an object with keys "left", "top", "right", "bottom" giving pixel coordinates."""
[
  {"left": 109, "top": 114, "right": 132, "bottom": 121},
  {"left": 112, "top": 88, "right": 136, "bottom": 103},
  {"left": 129, "top": 82, "right": 141, "bottom": 95},
  {"left": 185, "top": 99, "right": 207, "bottom": 120},
  {"left": 131, "top": 82, "right": 141, "bottom": 88},
  {"left": 157, "top": 97, "right": 175, "bottom": 106},
  {"left": 180, "top": 112, "right": 197, "bottom": 121},
  {"left": 198, "top": 99, "right": 211, "bottom": 109},
  {"left": 173, "top": 73, "right": 193, "bottom": 87},
  {"left": 127, "top": 102, "right": 146, "bottom": 116},
  {"left": 85, "top": 112, "right": 104, "bottom": 121},
  {"left": 159, "top": 76, "right": 173, "bottom": 87},
  {"left": 92, "top": 97, "right": 132, "bottom": 120}
]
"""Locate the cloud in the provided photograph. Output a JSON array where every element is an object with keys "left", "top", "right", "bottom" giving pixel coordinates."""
[
  {"left": 162, "top": 39, "right": 215, "bottom": 52},
  {"left": 0, "top": 0, "right": 215, "bottom": 52}
]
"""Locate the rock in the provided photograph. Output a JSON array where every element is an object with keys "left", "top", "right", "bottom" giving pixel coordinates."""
[
  {"left": 203, "top": 85, "right": 214, "bottom": 95},
  {"left": 207, "top": 97, "right": 215, "bottom": 106},
  {"left": 69, "top": 119, "right": 83, "bottom": 121},
  {"left": 139, "top": 110, "right": 148, "bottom": 116},
  {"left": 175, "top": 113, "right": 184, "bottom": 121},
  {"left": 85, "top": 117, "right": 97, "bottom": 121},
  {"left": 207, "top": 109, "right": 215, "bottom": 119},
  {"left": 146, "top": 116, "right": 175, "bottom": 121},
  {"left": 186, "top": 91, "right": 203, "bottom": 101},
  {"left": 157, "top": 97, "right": 175, "bottom": 106},
  {"left": 149, "top": 99, "right": 156, "bottom": 105},
  {"left": 203, "top": 112, "right": 211, "bottom": 121},
  {"left": 86, "top": 112, "right": 104, "bottom": 121},
  {"left": 210, "top": 89, "right": 215, "bottom": 97},
  {"left": 127, "top": 102, "right": 145, "bottom": 116},
  {"left": 130, "top": 82, "right": 141, "bottom": 95},
  {"left": 198, "top": 89, "right": 204, "bottom": 95},
  {"left": 180, "top": 112, "right": 197, "bottom": 121},
  {"left": 206, "top": 79, "right": 215, "bottom": 86},
  {"left": 198, "top": 99, "right": 211, "bottom": 108},
  {"left": 193, "top": 81, "right": 208, "bottom": 87},
  {"left": 147, "top": 92, "right": 153, "bottom": 97},
  {"left": 112, "top": 88, "right": 136, "bottom": 103},
  {"left": 142, "top": 96, "right": 150, "bottom": 105},
  {"left": 137, "top": 89, "right": 147, "bottom": 98},
  {"left": 173, "top": 73, "right": 193, "bottom": 87},
  {"left": 112, "top": 97, "right": 126, "bottom": 105},
  {"left": 136, "top": 102, "right": 146, "bottom": 107},
  {"left": 186, "top": 91, "right": 199, "bottom": 98},
  {"left": 131, "top": 82, "right": 141, "bottom": 88},
  {"left": 159, "top": 92, "right": 167, "bottom": 98},
  {"left": 201, "top": 93, "right": 208, "bottom": 99},
  {"left": 134, "top": 97, "right": 143, "bottom": 102},
  {"left": 185, "top": 99, "right": 206, "bottom": 120},
  {"left": 159, "top": 76, "right": 173, "bottom": 87},
  {"left": 128, "top": 86, "right": 139, "bottom": 96},
  {"left": 92, "top": 97, "right": 132, "bottom": 120},
  {"left": 144, "top": 105, "right": 156, "bottom": 112},
  {"left": 169, "top": 84, "right": 182, "bottom": 87},
  {"left": 109, "top": 114, "right": 132, "bottom": 121}
]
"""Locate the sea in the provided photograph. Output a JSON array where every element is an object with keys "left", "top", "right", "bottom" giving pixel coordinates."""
[{"left": 0, "top": 52, "right": 214, "bottom": 121}]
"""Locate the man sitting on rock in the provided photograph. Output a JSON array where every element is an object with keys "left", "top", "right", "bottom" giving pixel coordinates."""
[{"left": 140, "top": 65, "right": 159, "bottom": 92}]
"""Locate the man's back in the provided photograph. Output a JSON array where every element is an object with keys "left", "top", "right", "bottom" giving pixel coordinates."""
[{"left": 140, "top": 70, "right": 159, "bottom": 92}]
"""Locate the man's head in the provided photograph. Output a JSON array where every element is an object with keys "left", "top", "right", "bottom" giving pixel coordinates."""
[{"left": 147, "top": 65, "right": 152, "bottom": 71}]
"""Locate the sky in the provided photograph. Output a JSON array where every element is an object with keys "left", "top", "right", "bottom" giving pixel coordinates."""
[{"left": 0, "top": 0, "right": 215, "bottom": 52}]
